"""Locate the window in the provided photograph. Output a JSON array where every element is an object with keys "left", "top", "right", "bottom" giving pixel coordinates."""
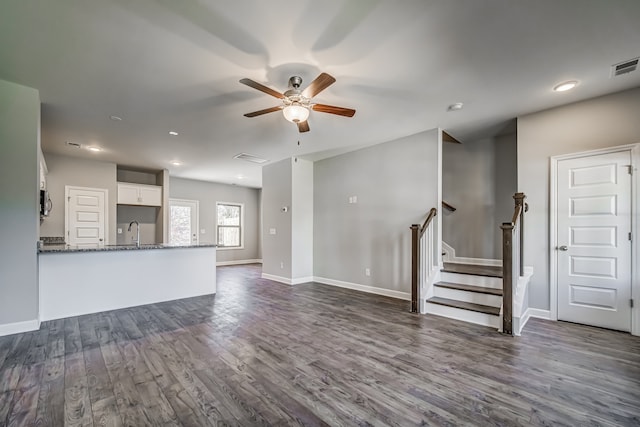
[{"left": 217, "top": 202, "right": 243, "bottom": 248}]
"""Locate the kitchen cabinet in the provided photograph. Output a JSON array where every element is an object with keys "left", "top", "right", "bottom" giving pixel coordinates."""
[{"left": 117, "top": 182, "right": 162, "bottom": 206}]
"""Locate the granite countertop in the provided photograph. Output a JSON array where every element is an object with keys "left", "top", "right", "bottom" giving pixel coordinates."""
[{"left": 39, "top": 242, "right": 217, "bottom": 253}]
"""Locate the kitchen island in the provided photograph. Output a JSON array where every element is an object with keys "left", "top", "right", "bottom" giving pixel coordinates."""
[{"left": 38, "top": 243, "right": 216, "bottom": 321}]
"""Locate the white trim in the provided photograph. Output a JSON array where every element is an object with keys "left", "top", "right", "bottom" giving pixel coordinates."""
[
  {"left": 514, "top": 308, "right": 551, "bottom": 337},
  {"left": 261, "top": 273, "right": 295, "bottom": 285},
  {"left": 550, "top": 143, "right": 639, "bottom": 335},
  {"left": 261, "top": 274, "right": 317, "bottom": 286},
  {"left": 292, "top": 276, "right": 314, "bottom": 285},
  {"left": 217, "top": 259, "right": 262, "bottom": 266},
  {"left": 442, "top": 241, "right": 502, "bottom": 266},
  {"left": 65, "top": 185, "right": 109, "bottom": 245},
  {"left": 313, "top": 276, "right": 411, "bottom": 301},
  {"left": 526, "top": 308, "right": 552, "bottom": 320},
  {"left": 169, "top": 198, "right": 200, "bottom": 245},
  {"left": 216, "top": 201, "right": 245, "bottom": 250},
  {"left": 0, "top": 319, "right": 40, "bottom": 337}
]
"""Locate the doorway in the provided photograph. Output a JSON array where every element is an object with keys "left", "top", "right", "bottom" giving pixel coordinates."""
[
  {"left": 169, "top": 198, "right": 199, "bottom": 246},
  {"left": 552, "top": 147, "right": 636, "bottom": 332},
  {"left": 65, "top": 186, "right": 108, "bottom": 247}
]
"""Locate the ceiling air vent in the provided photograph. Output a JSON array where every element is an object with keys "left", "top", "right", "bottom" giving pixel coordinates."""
[
  {"left": 233, "top": 152, "right": 268, "bottom": 164},
  {"left": 611, "top": 58, "right": 638, "bottom": 77},
  {"left": 65, "top": 141, "right": 82, "bottom": 148}
]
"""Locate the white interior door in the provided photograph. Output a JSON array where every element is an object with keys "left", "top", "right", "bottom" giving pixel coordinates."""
[
  {"left": 169, "top": 199, "right": 199, "bottom": 246},
  {"left": 66, "top": 186, "right": 107, "bottom": 247},
  {"left": 557, "top": 150, "right": 632, "bottom": 331}
]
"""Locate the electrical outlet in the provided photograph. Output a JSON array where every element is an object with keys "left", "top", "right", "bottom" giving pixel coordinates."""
[
  {"left": 280, "top": 261, "right": 284, "bottom": 269},
  {"left": 270, "top": 228, "right": 277, "bottom": 235},
  {"left": 348, "top": 196, "right": 358, "bottom": 204},
  {"left": 365, "top": 268, "right": 371, "bottom": 276},
  {"left": 117, "top": 228, "right": 122, "bottom": 234}
]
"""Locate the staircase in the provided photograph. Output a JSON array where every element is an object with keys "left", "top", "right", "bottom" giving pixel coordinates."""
[{"left": 425, "top": 262, "right": 503, "bottom": 328}]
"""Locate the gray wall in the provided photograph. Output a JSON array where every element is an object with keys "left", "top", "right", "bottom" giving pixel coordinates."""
[
  {"left": 314, "top": 129, "right": 440, "bottom": 294},
  {"left": 40, "top": 153, "right": 118, "bottom": 244},
  {"left": 0, "top": 79, "right": 40, "bottom": 326},
  {"left": 518, "top": 87, "right": 640, "bottom": 310},
  {"left": 291, "top": 158, "right": 314, "bottom": 279},
  {"left": 261, "top": 159, "right": 293, "bottom": 278},
  {"left": 116, "top": 205, "right": 159, "bottom": 245},
  {"left": 494, "top": 132, "right": 518, "bottom": 254},
  {"left": 442, "top": 132, "right": 517, "bottom": 259},
  {"left": 170, "top": 177, "right": 261, "bottom": 263}
]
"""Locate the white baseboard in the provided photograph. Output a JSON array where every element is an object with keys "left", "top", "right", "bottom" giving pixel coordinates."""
[
  {"left": 442, "top": 241, "right": 502, "bottom": 266},
  {"left": 261, "top": 273, "right": 313, "bottom": 285},
  {"left": 0, "top": 319, "right": 40, "bottom": 337},
  {"left": 292, "top": 276, "right": 314, "bottom": 285},
  {"left": 217, "top": 259, "right": 262, "bottom": 266},
  {"left": 526, "top": 308, "right": 551, "bottom": 320},
  {"left": 261, "top": 273, "right": 293, "bottom": 285},
  {"left": 515, "top": 308, "right": 551, "bottom": 336},
  {"left": 313, "top": 276, "right": 411, "bottom": 301}
]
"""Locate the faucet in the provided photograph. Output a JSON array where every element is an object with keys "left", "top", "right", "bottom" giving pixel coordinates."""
[{"left": 128, "top": 220, "right": 140, "bottom": 247}]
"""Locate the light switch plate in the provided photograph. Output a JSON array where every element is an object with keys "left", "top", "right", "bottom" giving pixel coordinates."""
[
  {"left": 270, "top": 228, "right": 277, "bottom": 235},
  {"left": 200, "top": 229, "right": 206, "bottom": 234}
]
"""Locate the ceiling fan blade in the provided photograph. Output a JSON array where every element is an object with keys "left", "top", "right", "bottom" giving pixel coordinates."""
[
  {"left": 312, "top": 103, "right": 356, "bottom": 117},
  {"left": 297, "top": 121, "right": 310, "bottom": 133},
  {"left": 239, "top": 78, "right": 285, "bottom": 99},
  {"left": 301, "top": 73, "right": 336, "bottom": 98},
  {"left": 243, "top": 106, "right": 283, "bottom": 117}
]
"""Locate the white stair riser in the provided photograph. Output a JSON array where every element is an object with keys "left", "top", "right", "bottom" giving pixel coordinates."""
[
  {"left": 434, "top": 287, "right": 502, "bottom": 307},
  {"left": 425, "top": 302, "right": 500, "bottom": 328},
  {"left": 440, "top": 272, "right": 502, "bottom": 288}
]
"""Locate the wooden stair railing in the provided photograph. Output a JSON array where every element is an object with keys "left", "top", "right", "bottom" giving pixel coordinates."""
[
  {"left": 500, "top": 192, "right": 527, "bottom": 335},
  {"left": 410, "top": 208, "right": 438, "bottom": 313}
]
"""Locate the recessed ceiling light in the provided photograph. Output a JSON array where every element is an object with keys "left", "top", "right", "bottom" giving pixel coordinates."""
[
  {"left": 170, "top": 160, "right": 182, "bottom": 166},
  {"left": 169, "top": 131, "right": 179, "bottom": 136},
  {"left": 553, "top": 81, "right": 578, "bottom": 92},
  {"left": 447, "top": 102, "right": 464, "bottom": 112},
  {"left": 236, "top": 175, "right": 245, "bottom": 180},
  {"left": 87, "top": 146, "right": 102, "bottom": 152},
  {"left": 109, "top": 115, "right": 122, "bottom": 121}
]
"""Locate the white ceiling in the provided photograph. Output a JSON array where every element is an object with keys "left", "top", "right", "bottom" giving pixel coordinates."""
[{"left": 1, "top": 0, "right": 639, "bottom": 188}]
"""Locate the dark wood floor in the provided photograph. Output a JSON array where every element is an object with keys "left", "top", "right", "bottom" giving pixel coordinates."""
[{"left": 1, "top": 265, "right": 639, "bottom": 426}]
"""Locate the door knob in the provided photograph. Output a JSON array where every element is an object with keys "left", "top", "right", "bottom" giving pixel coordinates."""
[{"left": 558, "top": 245, "right": 568, "bottom": 251}]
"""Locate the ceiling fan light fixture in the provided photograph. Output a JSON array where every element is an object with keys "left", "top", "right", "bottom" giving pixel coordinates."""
[{"left": 282, "top": 104, "right": 309, "bottom": 123}]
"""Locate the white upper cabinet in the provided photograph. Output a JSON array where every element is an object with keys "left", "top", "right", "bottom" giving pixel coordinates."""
[{"left": 117, "top": 182, "right": 162, "bottom": 206}]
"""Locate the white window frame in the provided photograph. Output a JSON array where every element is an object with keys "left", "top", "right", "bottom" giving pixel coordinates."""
[{"left": 216, "top": 201, "right": 244, "bottom": 250}]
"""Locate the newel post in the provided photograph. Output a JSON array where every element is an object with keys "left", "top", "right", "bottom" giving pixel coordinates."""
[
  {"left": 410, "top": 224, "right": 420, "bottom": 313},
  {"left": 501, "top": 222, "right": 514, "bottom": 335},
  {"left": 513, "top": 192, "right": 526, "bottom": 277}
]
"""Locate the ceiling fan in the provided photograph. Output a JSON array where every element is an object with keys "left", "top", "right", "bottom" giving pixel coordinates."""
[{"left": 240, "top": 73, "right": 356, "bottom": 133}]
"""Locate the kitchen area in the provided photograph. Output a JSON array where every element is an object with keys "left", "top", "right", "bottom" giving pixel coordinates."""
[{"left": 37, "top": 154, "right": 217, "bottom": 322}]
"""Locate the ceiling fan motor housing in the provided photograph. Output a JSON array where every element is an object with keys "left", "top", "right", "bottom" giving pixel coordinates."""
[{"left": 288, "top": 76, "right": 303, "bottom": 89}]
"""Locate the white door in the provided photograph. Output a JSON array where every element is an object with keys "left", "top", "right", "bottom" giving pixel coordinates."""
[
  {"left": 557, "top": 150, "right": 632, "bottom": 331},
  {"left": 66, "top": 186, "right": 107, "bottom": 247},
  {"left": 169, "top": 199, "right": 199, "bottom": 246}
]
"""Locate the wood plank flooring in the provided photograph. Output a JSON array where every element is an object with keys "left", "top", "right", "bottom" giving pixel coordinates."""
[{"left": 1, "top": 264, "right": 639, "bottom": 426}]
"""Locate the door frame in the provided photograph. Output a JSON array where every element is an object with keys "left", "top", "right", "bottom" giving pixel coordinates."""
[
  {"left": 169, "top": 198, "right": 200, "bottom": 245},
  {"left": 64, "top": 185, "right": 109, "bottom": 245},
  {"left": 549, "top": 143, "right": 639, "bottom": 336}
]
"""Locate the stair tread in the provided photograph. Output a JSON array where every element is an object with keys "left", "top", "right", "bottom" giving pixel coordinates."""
[
  {"left": 442, "top": 262, "right": 503, "bottom": 278},
  {"left": 435, "top": 281, "right": 503, "bottom": 296},
  {"left": 427, "top": 296, "right": 501, "bottom": 316}
]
